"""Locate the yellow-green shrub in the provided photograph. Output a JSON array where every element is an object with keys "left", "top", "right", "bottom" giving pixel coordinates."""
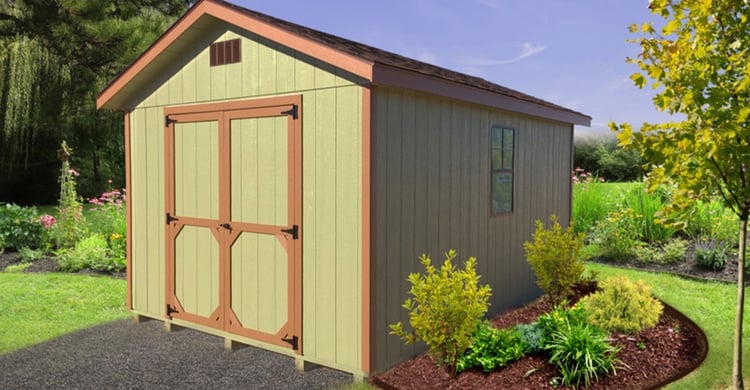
[
  {"left": 578, "top": 276, "right": 663, "bottom": 334},
  {"left": 524, "top": 215, "right": 586, "bottom": 306},
  {"left": 389, "top": 250, "right": 492, "bottom": 376}
]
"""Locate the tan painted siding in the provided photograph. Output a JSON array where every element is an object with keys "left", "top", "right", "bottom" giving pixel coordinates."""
[
  {"left": 129, "top": 107, "right": 165, "bottom": 318},
  {"left": 373, "top": 87, "right": 573, "bottom": 371},
  {"left": 301, "top": 86, "right": 362, "bottom": 369},
  {"left": 129, "top": 25, "right": 364, "bottom": 373}
]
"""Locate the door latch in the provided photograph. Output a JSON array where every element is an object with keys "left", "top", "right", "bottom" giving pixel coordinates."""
[
  {"left": 219, "top": 223, "right": 232, "bottom": 230},
  {"left": 281, "top": 225, "right": 298, "bottom": 239}
]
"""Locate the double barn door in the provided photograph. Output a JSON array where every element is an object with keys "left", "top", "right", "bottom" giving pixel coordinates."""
[{"left": 163, "top": 97, "right": 302, "bottom": 352}]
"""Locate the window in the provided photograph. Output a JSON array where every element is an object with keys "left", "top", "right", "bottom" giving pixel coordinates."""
[
  {"left": 490, "top": 126, "right": 514, "bottom": 214},
  {"left": 210, "top": 39, "right": 241, "bottom": 66}
]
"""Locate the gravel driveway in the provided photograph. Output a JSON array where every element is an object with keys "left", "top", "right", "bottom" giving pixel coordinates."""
[{"left": 0, "top": 319, "right": 352, "bottom": 389}]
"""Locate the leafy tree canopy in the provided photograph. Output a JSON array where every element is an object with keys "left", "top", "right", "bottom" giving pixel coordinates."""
[
  {"left": 0, "top": 0, "right": 189, "bottom": 203},
  {"left": 610, "top": 1, "right": 750, "bottom": 387}
]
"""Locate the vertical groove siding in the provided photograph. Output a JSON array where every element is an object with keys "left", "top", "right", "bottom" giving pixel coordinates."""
[
  {"left": 373, "top": 87, "right": 573, "bottom": 371},
  {"left": 129, "top": 25, "right": 363, "bottom": 372}
]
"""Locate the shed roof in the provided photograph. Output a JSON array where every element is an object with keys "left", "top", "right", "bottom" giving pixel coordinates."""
[{"left": 97, "top": 0, "right": 591, "bottom": 126}]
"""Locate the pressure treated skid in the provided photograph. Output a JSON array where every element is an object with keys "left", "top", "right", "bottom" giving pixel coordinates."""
[{"left": 97, "top": 0, "right": 590, "bottom": 377}]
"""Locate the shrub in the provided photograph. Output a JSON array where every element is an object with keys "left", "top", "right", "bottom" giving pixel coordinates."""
[
  {"left": 634, "top": 238, "right": 688, "bottom": 264},
  {"left": 58, "top": 234, "right": 111, "bottom": 272},
  {"left": 456, "top": 322, "right": 526, "bottom": 373},
  {"left": 546, "top": 320, "right": 622, "bottom": 388},
  {"left": 660, "top": 238, "right": 689, "bottom": 263},
  {"left": 390, "top": 250, "right": 492, "bottom": 376},
  {"left": 18, "top": 247, "right": 44, "bottom": 263},
  {"left": 516, "top": 322, "right": 544, "bottom": 354},
  {"left": 537, "top": 304, "right": 590, "bottom": 349},
  {"left": 694, "top": 238, "right": 729, "bottom": 271},
  {"left": 578, "top": 276, "right": 663, "bottom": 334},
  {"left": 0, "top": 203, "right": 44, "bottom": 250},
  {"left": 524, "top": 215, "right": 586, "bottom": 306},
  {"left": 683, "top": 199, "right": 737, "bottom": 246},
  {"left": 591, "top": 208, "right": 639, "bottom": 261}
]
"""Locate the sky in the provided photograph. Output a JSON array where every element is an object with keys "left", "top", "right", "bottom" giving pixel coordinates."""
[{"left": 234, "top": 0, "right": 670, "bottom": 137}]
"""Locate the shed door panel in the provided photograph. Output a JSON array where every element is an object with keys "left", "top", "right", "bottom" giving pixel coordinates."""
[
  {"left": 227, "top": 115, "right": 294, "bottom": 345},
  {"left": 174, "top": 121, "right": 219, "bottom": 219},
  {"left": 230, "top": 117, "right": 288, "bottom": 226},
  {"left": 164, "top": 97, "right": 302, "bottom": 353}
]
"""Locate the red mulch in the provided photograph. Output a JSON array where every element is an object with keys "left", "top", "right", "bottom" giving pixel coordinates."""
[{"left": 371, "top": 284, "right": 707, "bottom": 390}]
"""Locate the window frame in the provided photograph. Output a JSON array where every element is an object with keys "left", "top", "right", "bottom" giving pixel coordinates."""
[{"left": 490, "top": 125, "right": 515, "bottom": 215}]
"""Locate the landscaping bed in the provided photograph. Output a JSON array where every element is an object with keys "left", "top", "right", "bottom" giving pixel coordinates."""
[{"left": 371, "top": 287, "right": 707, "bottom": 390}]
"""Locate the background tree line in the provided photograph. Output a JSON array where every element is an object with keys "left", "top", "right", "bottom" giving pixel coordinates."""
[
  {"left": 0, "top": 1, "right": 190, "bottom": 204},
  {"left": 574, "top": 135, "right": 643, "bottom": 182}
]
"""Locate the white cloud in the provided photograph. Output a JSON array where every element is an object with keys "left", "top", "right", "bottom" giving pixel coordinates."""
[{"left": 458, "top": 42, "right": 545, "bottom": 66}]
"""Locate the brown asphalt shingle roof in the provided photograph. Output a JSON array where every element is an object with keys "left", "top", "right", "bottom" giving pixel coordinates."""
[{"left": 220, "top": 0, "right": 590, "bottom": 121}]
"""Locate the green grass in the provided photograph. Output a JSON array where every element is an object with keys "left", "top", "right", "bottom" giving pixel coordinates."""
[
  {"left": 0, "top": 273, "right": 128, "bottom": 354},
  {"left": 587, "top": 262, "right": 750, "bottom": 389}
]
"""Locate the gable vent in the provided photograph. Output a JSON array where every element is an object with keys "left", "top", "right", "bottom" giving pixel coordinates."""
[{"left": 210, "top": 38, "right": 241, "bottom": 66}]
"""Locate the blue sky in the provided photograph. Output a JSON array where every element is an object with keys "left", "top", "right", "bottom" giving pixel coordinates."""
[{"left": 235, "top": 0, "right": 668, "bottom": 137}]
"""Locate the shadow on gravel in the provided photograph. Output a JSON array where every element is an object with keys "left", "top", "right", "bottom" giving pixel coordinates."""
[{"left": 0, "top": 319, "right": 352, "bottom": 389}]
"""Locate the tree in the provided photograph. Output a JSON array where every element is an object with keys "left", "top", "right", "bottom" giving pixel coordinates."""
[
  {"left": 0, "top": 1, "right": 189, "bottom": 202},
  {"left": 610, "top": 1, "right": 750, "bottom": 387}
]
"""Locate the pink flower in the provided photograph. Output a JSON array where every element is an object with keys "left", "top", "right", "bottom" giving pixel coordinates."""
[
  {"left": 107, "top": 179, "right": 113, "bottom": 184},
  {"left": 39, "top": 214, "right": 56, "bottom": 229},
  {"left": 68, "top": 168, "right": 79, "bottom": 177}
]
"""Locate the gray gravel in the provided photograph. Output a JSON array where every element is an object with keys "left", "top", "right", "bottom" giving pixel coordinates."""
[{"left": 0, "top": 319, "right": 353, "bottom": 389}]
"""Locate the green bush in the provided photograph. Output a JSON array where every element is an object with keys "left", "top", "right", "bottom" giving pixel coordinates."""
[
  {"left": 634, "top": 238, "right": 688, "bottom": 264},
  {"left": 0, "top": 203, "right": 44, "bottom": 250},
  {"left": 660, "top": 238, "right": 689, "bottom": 263},
  {"left": 546, "top": 319, "right": 622, "bottom": 388},
  {"left": 57, "top": 234, "right": 111, "bottom": 272},
  {"left": 456, "top": 322, "right": 526, "bottom": 373},
  {"left": 524, "top": 215, "right": 586, "bottom": 306},
  {"left": 694, "top": 238, "right": 729, "bottom": 271},
  {"left": 18, "top": 247, "right": 44, "bottom": 263},
  {"left": 578, "top": 276, "right": 663, "bottom": 334},
  {"left": 86, "top": 187, "right": 126, "bottom": 265},
  {"left": 591, "top": 208, "right": 639, "bottom": 261},
  {"left": 390, "top": 250, "right": 492, "bottom": 376},
  {"left": 683, "top": 199, "right": 737, "bottom": 246},
  {"left": 537, "top": 304, "right": 590, "bottom": 349},
  {"left": 516, "top": 322, "right": 544, "bottom": 354}
]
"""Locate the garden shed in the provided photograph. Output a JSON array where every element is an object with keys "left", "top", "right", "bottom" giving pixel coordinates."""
[{"left": 97, "top": 0, "right": 590, "bottom": 378}]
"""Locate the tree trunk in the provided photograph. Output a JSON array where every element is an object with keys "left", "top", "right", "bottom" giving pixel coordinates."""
[{"left": 734, "top": 217, "right": 746, "bottom": 389}]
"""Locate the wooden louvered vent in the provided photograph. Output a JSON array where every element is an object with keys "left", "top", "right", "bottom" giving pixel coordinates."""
[{"left": 210, "top": 38, "right": 241, "bottom": 66}]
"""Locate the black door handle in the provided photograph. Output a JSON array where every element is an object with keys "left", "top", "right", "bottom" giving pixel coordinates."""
[{"left": 219, "top": 223, "right": 231, "bottom": 230}]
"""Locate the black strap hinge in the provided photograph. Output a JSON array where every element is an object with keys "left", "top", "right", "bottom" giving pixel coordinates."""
[
  {"left": 281, "top": 334, "right": 298, "bottom": 350},
  {"left": 166, "top": 213, "right": 179, "bottom": 224},
  {"left": 166, "top": 304, "right": 179, "bottom": 318},
  {"left": 281, "top": 105, "right": 298, "bottom": 119},
  {"left": 281, "top": 225, "right": 299, "bottom": 240},
  {"left": 165, "top": 115, "right": 177, "bottom": 127}
]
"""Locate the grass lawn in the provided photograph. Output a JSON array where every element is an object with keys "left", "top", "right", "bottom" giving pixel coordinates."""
[
  {"left": 0, "top": 273, "right": 129, "bottom": 354},
  {"left": 587, "top": 262, "right": 750, "bottom": 389}
]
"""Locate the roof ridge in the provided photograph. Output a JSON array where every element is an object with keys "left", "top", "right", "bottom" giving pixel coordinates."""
[{"left": 219, "top": 0, "right": 590, "bottom": 120}]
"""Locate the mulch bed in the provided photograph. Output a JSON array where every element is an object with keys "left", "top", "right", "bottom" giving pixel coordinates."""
[{"left": 371, "top": 282, "right": 708, "bottom": 390}]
